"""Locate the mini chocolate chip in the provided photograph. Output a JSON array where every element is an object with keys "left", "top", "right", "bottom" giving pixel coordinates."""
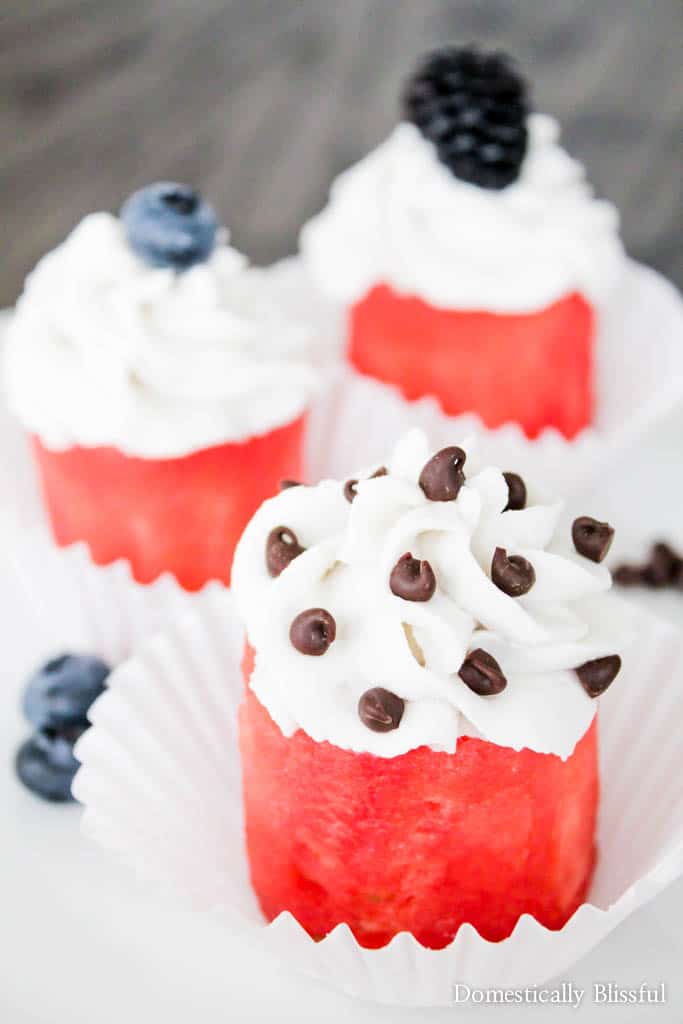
[
  {"left": 576, "top": 654, "right": 622, "bottom": 698},
  {"left": 343, "top": 479, "right": 359, "bottom": 503},
  {"left": 491, "top": 547, "right": 535, "bottom": 597},
  {"left": 572, "top": 516, "right": 615, "bottom": 563},
  {"left": 289, "top": 608, "right": 336, "bottom": 656},
  {"left": 458, "top": 649, "right": 507, "bottom": 695},
  {"left": 419, "top": 446, "right": 466, "bottom": 501},
  {"left": 279, "top": 479, "right": 301, "bottom": 491},
  {"left": 503, "top": 472, "right": 527, "bottom": 511},
  {"left": 389, "top": 553, "right": 436, "bottom": 602},
  {"left": 644, "top": 542, "right": 681, "bottom": 587},
  {"left": 613, "top": 564, "right": 645, "bottom": 587},
  {"left": 358, "top": 687, "right": 405, "bottom": 732},
  {"left": 266, "top": 526, "right": 305, "bottom": 577},
  {"left": 344, "top": 466, "right": 388, "bottom": 503}
]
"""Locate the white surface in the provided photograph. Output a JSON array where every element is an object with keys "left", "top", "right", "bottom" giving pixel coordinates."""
[{"left": 1, "top": 312, "right": 683, "bottom": 1019}]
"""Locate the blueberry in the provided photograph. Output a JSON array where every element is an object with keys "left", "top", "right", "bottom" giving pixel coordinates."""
[
  {"left": 15, "top": 723, "right": 89, "bottom": 803},
  {"left": 120, "top": 182, "right": 218, "bottom": 270},
  {"left": 22, "top": 653, "right": 110, "bottom": 730}
]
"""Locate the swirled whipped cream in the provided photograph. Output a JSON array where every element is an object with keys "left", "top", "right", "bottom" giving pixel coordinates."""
[
  {"left": 233, "top": 430, "right": 628, "bottom": 759},
  {"left": 5, "top": 213, "right": 325, "bottom": 457},
  {"left": 300, "top": 115, "right": 625, "bottom": 313}
]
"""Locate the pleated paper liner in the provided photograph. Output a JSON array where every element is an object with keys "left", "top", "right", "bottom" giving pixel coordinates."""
[
  {"left": 305, "top": 260, "right": 683, "bottom": 494},
  {"left": 0, "top": 528, "right": 215, "bottom": 686},
  {"left": 73, "top": 589, "right": 683, "bottom": 1007}
]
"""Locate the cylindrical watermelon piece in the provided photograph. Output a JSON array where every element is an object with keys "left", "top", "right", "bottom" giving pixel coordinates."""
[
  {"left": 240, "top": 646, "right": 598, "bottom": 949},
  {"left": 348, "top": 284, "right": 594, "bottom": 439},
  {"left": 31, "top": 415, "right": 306, "bottom": 591}
]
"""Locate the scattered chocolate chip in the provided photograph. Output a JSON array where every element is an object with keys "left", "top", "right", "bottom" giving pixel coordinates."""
[
  {"left": 279, "top": 479, "right": 301, "bottom": 491},
  {"left": 644, "top": 542, "right": 681, "bottom": 588},
  {"left": 503, "top": 472, "right": 527, "bottom": 511},
  {"left": 576, "top": 655, "right": 622, "bottom": 698},
  {"left": 343, "top": 479, "right": 359, "bottom": 503},
  {"left": 289, "top": 608, "right": 336, "bottom": 656},
  {"left": 266, "top": 526, "right": 305, "bottom": 577},
  {"left": 491, "top": 547, "right": 535, "bottom": 597},
  {"left": 389, "top": 553, "right": 437, "bottom": 602},
  {"left": 613, "top": 565, "right": 645, "bottom": 587},
  {"left": 344, "top": 466, "right": 388, "bottom": 503},
  {"left": 458, "top": 649, "right": 507, "bottom": 696},
  {"left": 358, "top": 687, "right": 405, "bottom": 732},
  {"left": 572, "top": 516, "right": 615, "bottom": 563},
  {"left": 614, "top": 539, "right": 683, "bottom": 592},
  {"left": 419, "top": 446, "right": 466, "bottom": 502}
]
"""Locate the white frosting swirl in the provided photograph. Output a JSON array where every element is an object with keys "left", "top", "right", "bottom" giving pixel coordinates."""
[
  {"left": 6, "top": 213, "right": 324, "bottom": 457},
  {"left": 233, "top": 430, "right": 629, "bottom": 759},
  {"left": 300, "top": 115, "right": 625, "bottom": 313}
]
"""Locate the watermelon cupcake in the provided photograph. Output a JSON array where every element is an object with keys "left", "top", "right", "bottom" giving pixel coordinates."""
[
  {"left": 5, "top": 184, "right": 322, "bottom": 590},
  {"left": 232, "top": 429, "right": 625, "bottom": 949},
  {"left": 300, "top": 46, "right": 625, "bottom": 439}
]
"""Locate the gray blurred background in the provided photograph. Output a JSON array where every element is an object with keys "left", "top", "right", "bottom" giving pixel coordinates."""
[{"left": 1, "top": 0, "right": 681, "bottom": 308}]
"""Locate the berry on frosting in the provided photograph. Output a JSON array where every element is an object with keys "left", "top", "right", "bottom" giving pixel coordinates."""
[
  {"left": 23, "top": 653, "right": 110, "bottom": 731},
  {"left": 120, "top": 182, "right": 218, "bottom": 270},
  {"left": 403, "top": 46, "right": 529, "bottom": 189}
]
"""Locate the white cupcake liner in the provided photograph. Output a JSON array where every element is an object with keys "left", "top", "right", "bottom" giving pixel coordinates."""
[
  {"left": 0, "top": 528, "right": 213, "bottom": 684},
  {"left": 72, "top": 586, "right": 683, "bottom": 1007},
  {"left": 305, "top": 261, "right": 683, "bottom": 494}
]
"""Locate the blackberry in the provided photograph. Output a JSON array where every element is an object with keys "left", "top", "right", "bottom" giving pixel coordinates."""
[{"left": 403, "top": 46, "right": 530, "bottom": 190}]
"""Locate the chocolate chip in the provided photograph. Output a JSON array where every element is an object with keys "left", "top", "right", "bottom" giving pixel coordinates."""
[
  {"left": 289, "top": 608, "right": 336, "bottom": 656},
  {"left": 644, "top": 542, "right": 681, "bottom": 587},
  {"left": 266, "top": 526, "right": 305, "bottom": 577},
  {"left": 613, "top": 564, "right": 645, "bottom": 587},
  {"left": 576, "top": 655, "right": 621, "bottom": 698},
  {"left": 419, "top": 446, "right": 466, "bottom": 501},
  {"left": 344, "top": 466, "right": 388, "bottom": 503},
  {"left": 279, "top": 479, "right": 301, "bottom": 491},
  {"left": 358, "top": 687, "right": 405, "bottom": 732},
  {"left": 503, "top": 472, "right": 527, "bottom": 511},
  {"left": 389, "top": 553, "right": 437, "bottom": 602},
  {"left": 458, "top": 649, "right": 507, "bottom": 695},
  {"left": 343, "top": 479, "right": 359, "bottom": 503},
  {"left": 491, "top": 547, "right": 535, "bottom": 597},
  {"left": 572, "top": 517, "right": 615, "bottom": 563}
]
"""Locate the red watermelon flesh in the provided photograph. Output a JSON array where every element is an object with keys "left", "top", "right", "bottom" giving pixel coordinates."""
[
  {"left": 239, "top": 646, "right": 598, "bottom": 949},
  {"left": 348, "top": 284, "right": 594, "bottom": 439},
  {"left": 31, "top": 415, "right": 306, "bottom": 592}
]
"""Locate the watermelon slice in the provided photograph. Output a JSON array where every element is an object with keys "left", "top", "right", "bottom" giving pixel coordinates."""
[
  {"left": 239, "top": 646, "right": 598, "bottom": 949},
  {"left": 31, "top": 415, "right": 306, "bottom": 591},
  {"left": 348, "top": 284, "right": 594, "bottom": 439}
]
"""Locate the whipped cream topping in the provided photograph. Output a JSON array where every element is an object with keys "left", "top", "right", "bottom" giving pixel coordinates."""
[
  {"left": 300, "top": 115, "right": 625, "bottom": 313},
  {"left": 233, "top": 430, "right": 628, "bottom": 759},
  {"left": 6, "top": 213, "right": 324, "bottom": 457}
]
